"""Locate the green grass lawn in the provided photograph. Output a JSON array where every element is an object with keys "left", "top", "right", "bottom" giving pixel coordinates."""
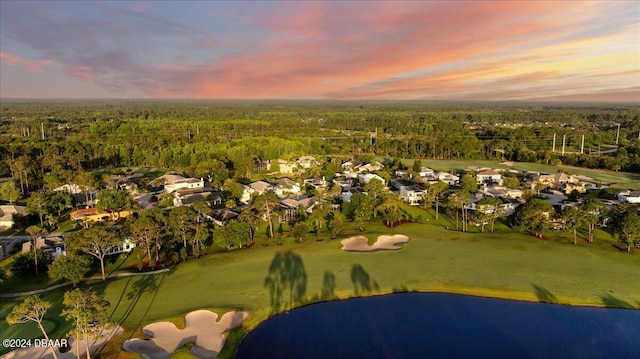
[{"left": 2, "top": 215, "right": 639, "bottom": 358}]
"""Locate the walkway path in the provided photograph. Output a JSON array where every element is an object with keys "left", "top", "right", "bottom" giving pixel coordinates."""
[{"left": 0, "top": 268, "right": 170, "bottom": 298}]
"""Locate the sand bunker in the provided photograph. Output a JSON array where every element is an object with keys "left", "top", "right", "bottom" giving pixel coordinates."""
[
  {"left": 1, "top": 326, "right": 122, "bottom": 359},
  {"left": 341, "top": 234, "right": 409, "bottom": 252},
  {"left": 122, "top": 310, "right": 249, "bottom": 359}
]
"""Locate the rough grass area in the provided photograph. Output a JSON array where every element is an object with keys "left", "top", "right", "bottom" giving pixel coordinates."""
[{"left": 2, "top": 217, "right": 639, "bottom": 358}]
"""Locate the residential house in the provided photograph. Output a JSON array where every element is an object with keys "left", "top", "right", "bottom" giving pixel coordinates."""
[
  {"left": 473, "top": 201, "right": 520, "bottom": 216},
  {"left": 280, "top": 196, "right": 318, "bottom": 221},
  {"left": 395, "top": 170, "right": 409, "bottom": 178},
  {"left": 202, "top": 209, "right": 239, "bottom": 227},
  {"left": 435, "top": 172, "right": 460, "bottom": 186},
  {"left": 341, "top": 159, "right": 362, "bottom": 171},
  {"left": 249, "top": 180, "right": 275, "bottom": 195},
  {"left": 475, "top": 170, "right": 503, "bottom": 186},
  {"left": 0, "top": 205, "right": 26, "bottom": 230},
  {"left": 296, "top": 156, "right": 317, "bottom": 169},
  {"left": 530, "top": 172, "right": 579, "bottom": 194},
  {"left": 419, "top": 167, "right": 436, "bottom": 180},
  {"left": 22, "top": 236, "right": 66, "bottom": 258},
  {"left": 156, "top": 174, "right": 205, "bottom": 194},
  {"left": 357, "top": 173, "right": 385, "bottom": 185},
  {"left": 304, "top": 177, "right": 328, "bottom": 190},
  {"left": 342, "top": 187, "right": 363, "bottom": 203},
  {"left": 270, "top": 159, "right": 297, "bottom": 174},
  {"left": 333, "top": 177, "right": 353, "bottom": 191},
  {"left": 399, "top": 184, "right": 425, "bottom": 205},
  {"left": 617, "top": 190, "right": 640, "bottom": 204},
  {"left": 70, "top": 208, "right": 134, "bottom": 223},
  {"left": 275, "top": 178, "right": 301, "bottom": 194},
  {"left": 357, "top": 162, "right": 385, "bottom": 172},
  {"left": 54, "top": 183, "right": 98, "bottom": 207},
  {"left": 391, "top": 179, "right": 424, "bottom": 205},
  {"left": 478, "top": 185, "right": 523, "bottom": 200},
  {"left": 254, "top": 161, "right": 270, "bottom": 172},
  {"left": 173, "top": 188, "right": 222, "bottom": 207},
  {"left": 105, "top": 237, "right": 137, "bottom": 255},
  {"left": 240, "top": 184, "right": 256, "bottom": 204}
]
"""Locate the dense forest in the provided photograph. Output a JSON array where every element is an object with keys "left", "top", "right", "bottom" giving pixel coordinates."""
[{"left": 1, "top": 100, "right": 639, "bottom": 192}]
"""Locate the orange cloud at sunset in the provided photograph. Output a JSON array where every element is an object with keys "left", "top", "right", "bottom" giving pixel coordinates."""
[{"left": 0, "top": 1, "right": 638, "bottom": 101}]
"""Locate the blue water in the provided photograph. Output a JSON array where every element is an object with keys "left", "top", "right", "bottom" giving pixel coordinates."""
[{"left": 235, "top": 293, "right": 640, "bottom": 359}]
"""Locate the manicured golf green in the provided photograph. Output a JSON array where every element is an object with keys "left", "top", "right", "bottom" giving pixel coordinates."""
[{"left": 2, "top": 217, "right": 639, "bottom": 358}]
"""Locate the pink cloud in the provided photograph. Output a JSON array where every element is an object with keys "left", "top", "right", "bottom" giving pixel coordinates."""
[
  {"left": 184, "top": 1, "right": 609, "bottom": 99},
  {"left": 1, "top": 50, "right": 50, "bottom": 71},
  {"left": 0, "top": 51, "right": 21, "bottom": 64},
  {"left": 4, "top": 1, "right": 635, "bottom": 100}
]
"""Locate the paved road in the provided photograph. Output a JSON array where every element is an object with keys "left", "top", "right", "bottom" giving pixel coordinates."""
[
  {"left": 135, "top": 190, "right": 163, "bottom": 209},
  {"left": 0, "top": 268, "right": 170, "bottom": 298}
]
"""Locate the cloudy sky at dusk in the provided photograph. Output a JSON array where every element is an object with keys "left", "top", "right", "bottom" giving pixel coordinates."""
[{"left": 1, "top": 1, "right": 638, "bottom": 101}]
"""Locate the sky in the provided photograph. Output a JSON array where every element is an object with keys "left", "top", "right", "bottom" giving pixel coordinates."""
[{"left": 1, "top": 1, "right": 638, "bottom": 102}]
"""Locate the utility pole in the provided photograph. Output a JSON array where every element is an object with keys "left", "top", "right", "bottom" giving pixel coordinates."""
[
  {"left": 552, "top": 133, "right": 556, "bottom": 153},
  {"left": 562, "top": 135, "right": 566, "bottom": 155},
  {"left": 196, "top": 125, "right": 199, "bottom": 135},
  {"left": 581, "top": 134, "right": 585, "bottom": 154},
  {"left": 616, "top": 124, "right": 620, "bottom": 145},
  {"left": 41, "top": 122, "right": 45, "bottom": 140}
]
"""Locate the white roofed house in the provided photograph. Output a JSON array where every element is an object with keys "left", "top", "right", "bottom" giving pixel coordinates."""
[
  {"left": 156, "top": 174, "right": 205, "bottom": 194},
  {"left": 475, "top": 170, "right": 503, "bottom": 186},
  {"left": 419, "top": 167, "right": 436, "bottom": 181},
  {"left": 617, "top": 190, "right": 640, "bottom": 204},
  {"left": 436, "top": 172, "right": 460, "bottom": 186},
  {"left": 357, "top": 173, "right": 386, "bottom": 185}
]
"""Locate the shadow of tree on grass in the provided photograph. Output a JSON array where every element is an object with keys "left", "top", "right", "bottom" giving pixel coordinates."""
[
  {"left": 532, "top": 284, "right": 558, "bottom": 304},
  {"left": 321, "top": 271, "right": 336, "bottom": 300},
  {"left": 351, "top": 264, "right": 379, "bottom": 296},
  {"left": 264, "top": 251, "right": 307, "bottom": 313},
  {"left": 601, "top": 293, "right": 636, "bottom": 309}
]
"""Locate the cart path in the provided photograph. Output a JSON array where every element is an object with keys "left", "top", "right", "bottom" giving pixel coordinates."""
[{"left": 0, "top": 268, "right": 170, "bottom": 298}]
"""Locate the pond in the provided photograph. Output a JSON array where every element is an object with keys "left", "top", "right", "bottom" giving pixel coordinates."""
[{"left": 236, "top": 292, "right": 640, "bottom": 359}]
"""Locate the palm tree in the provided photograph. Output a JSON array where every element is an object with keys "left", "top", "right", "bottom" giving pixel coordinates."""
[{"left": 561, "top": 205, "right": 583, "bottom": 244}]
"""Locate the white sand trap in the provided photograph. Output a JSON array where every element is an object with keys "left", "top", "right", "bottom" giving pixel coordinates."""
[
  {"left": 122, "top": 310, "right": 249, "bottom": 359},
  {"left": 1, "top": 326, "right": 122, "bottom": 359},
  {"left": 341, "top": 234, "right": 409, "bottom": 252}
]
